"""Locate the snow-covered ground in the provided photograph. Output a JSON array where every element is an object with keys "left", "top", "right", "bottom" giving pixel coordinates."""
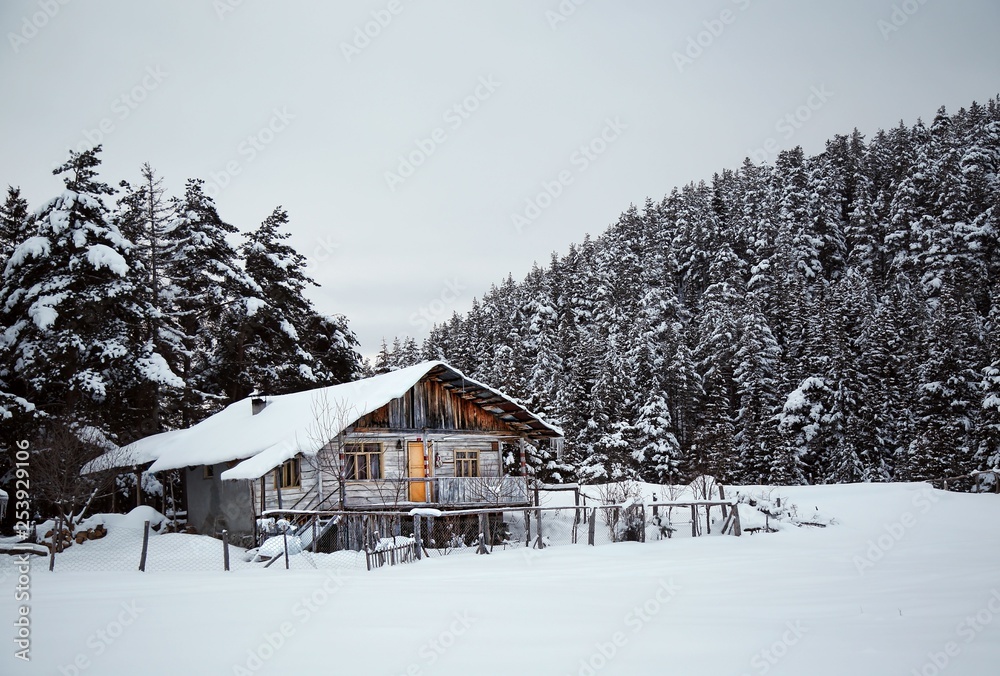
[{"left": 2, "top": 482, "right": 999, "bottom": 675}]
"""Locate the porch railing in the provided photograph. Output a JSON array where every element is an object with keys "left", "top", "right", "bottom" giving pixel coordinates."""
[
  {"left": 433, "top": 476, "right": 530, "bottom": 505},
  {"left": 336, "top": 476, "right": 532, "bottom": 507}
]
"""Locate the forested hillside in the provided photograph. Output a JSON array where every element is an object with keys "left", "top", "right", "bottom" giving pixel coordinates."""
[
  {"left": 0, "top": 148, "right": 360, "bottom": 449},
  {"left": 388, "top": 100, "right": 1000, "bottom": 486}
]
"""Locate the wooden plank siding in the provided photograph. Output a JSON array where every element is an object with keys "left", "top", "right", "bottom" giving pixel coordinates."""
[
  {"left": 261, "top": 432, "right": 515, "bottom": 512},
  {"left": 354, "top": 378, "right": 516, "bottom": 435}
]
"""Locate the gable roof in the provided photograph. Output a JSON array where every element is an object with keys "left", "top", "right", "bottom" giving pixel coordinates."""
[{"left": 140, "top": 361, "right": 560, "bottom": 481}]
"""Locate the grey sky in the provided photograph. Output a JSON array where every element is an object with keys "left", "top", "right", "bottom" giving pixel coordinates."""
[{"left": 2, "top": 0, "right": 998, "bottom": 360}]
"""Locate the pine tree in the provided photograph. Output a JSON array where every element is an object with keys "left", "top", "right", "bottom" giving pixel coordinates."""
[
  {"left": 732, "top": 299, "right": 785, "bottom": 483},
  {"left": 899, "top": 287, "right": 982, "bottom": 481},
  {"left": 0, "top": 186, "right": 29, "bottom": 263},
  {"left": 220, "top": 206, "right": 329, "bottom": 398},
  {"left": 373, "top": 339, "right": 393, "bottom": 374},
  {"left": 164, "top": 179, "right": 259, "bottom": 423},
  {"left": 116, "top": 163, "right": 184, "bottom": 431},
  {"left": 0, "top": 147, "right": 181, "bottom": 439},
  {"left": 979, "top": 362, "right": 1000, "bottom": 471}
]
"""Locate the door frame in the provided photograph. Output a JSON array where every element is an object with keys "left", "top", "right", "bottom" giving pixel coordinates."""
[{"left": 407, "top": 440, "right": 430, "bottom": 502}]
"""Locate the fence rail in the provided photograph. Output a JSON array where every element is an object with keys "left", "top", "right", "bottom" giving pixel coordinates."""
[{"left": 13, "top": 499, "right": 742, "bottom": 575}]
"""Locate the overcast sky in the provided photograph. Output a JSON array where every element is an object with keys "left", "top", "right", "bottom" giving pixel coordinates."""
[{"left": 2, "top": 0, "right": 998, "bottom": 359}]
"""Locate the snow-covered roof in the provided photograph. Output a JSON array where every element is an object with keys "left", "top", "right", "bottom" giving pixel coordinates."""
[
  {"left": 81, "top": 429, "right": 188, "bottom": 474},
  {"left": 137, "top": 361, "right": 560, "bottom": 481}
]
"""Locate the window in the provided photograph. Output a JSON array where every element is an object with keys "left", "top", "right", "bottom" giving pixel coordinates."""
[
  {"left": 276, "top": 458, "right": 301, "bottom": 489},
  {"left": 455, "top": 450, "right": 479, "bottom": 478},
  {"left": 203, "top": 465, "right": 215, "bottom": 479},
  {"left": 344, "top": 443, "right": 382, "bottom": 480}
]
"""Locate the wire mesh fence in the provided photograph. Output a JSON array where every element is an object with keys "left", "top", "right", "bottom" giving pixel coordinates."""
[{"left": 4, "top": 498, "right": 742, "bottom": 575}]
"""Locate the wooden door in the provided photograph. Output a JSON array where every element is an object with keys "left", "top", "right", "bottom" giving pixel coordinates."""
[{"left": 408, "top": 442, "right": 428, "bottom": 502}]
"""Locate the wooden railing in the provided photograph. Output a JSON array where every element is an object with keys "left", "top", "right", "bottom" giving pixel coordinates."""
[{"left": 433, "top": 476, "right": 530, "bottom": 505}]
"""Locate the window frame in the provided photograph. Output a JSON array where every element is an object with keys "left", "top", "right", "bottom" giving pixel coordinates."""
[
  {"left": 454, "top": 450, "right": 480, "bottom": 478},
  {"left": 203, "top": 464, "right": 215, "bottom": 480},
  {"left": 275, "top": 457, "right": 301, "bottom": 489},
  {"left": 343, "top": 442, "right": 383, "bottom": 481}
]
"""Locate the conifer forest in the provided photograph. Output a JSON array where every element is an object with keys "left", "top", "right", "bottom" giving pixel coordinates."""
[
  {"left": 3, "top": 98, "right": 1000, "bottom": 489},
  {"left": 383, "top": 99, "right": 1000, "bottom": 486}
]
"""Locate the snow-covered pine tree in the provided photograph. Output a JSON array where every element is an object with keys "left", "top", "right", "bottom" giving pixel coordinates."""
[
  {"left": 0, "top": 147, "right": 181, "bottom": 439},
  {"left": 979, "top": 361, "right": 1000, "bottom": 471},
  {"left": 115, "top": 163, "right": 185, "bottom": 431},
  {"left": 689, "top": 279, "right": 741, "bottom": 481},
  {"left": 0, "top": 186, "right": 29, "bottom": 263},
  {"left": 899, "top": 286, "right": 982, "bottom": 482},
  {"left": 163, "top": 179, "right": 260, "bottom": 423},
  {"left": 373, "top": 339, "right": 393, "bottom": 374},
  {"left": 732, "top": 298, "right": 787, "bottom": 484},
  {"left": 219, "top": 206, "right": 326, "bottom": 399}
]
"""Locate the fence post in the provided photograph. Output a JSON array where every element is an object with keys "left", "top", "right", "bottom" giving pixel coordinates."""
[
  {"left": 478, "top": 513, "right": 490, "bottom": 554},
  {"left": 572, "top": 488, "right": 580, "bottom": 544},
  {"left": 413, "top": 515, "right": 423, "bottom": 560},
  {"left": 535, "top": 508, "right": 545, "bottom": 549},
  {"left": 139, "top": 520, "right": 150, "bottom": 572},
  {"left": 719, "top": 485, "right": 728, "bottom": 520},
  {"left": 223, "top": 530, "right": 230, "bottom": 572},
  {"left": 732, "top": 503, "right": 742, "bottom": 537},
  {"left": 690, "top": 505, "right": 698, "bottom": 537},
  {"left": 477, "top": 512, "right": 490, "bottom": 555},
  {"left": 524, "top": 510, "right": 531, "bottom": 547},
  {"left": 282, "top": 530, "right": 290, "bottom": 570},
  {"left": 639, "top": 504, "right": 646, "bottom": 543},
  {"left": 48, "top": 513, "right": 61, "bottom": 572},
  {"left": 588, "top": 508, "right": 597, "bottom": 546}
]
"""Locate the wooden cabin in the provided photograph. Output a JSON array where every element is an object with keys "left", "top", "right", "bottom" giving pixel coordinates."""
[{"left": 144, "top": 361, "right": 562, "bottom": 538}]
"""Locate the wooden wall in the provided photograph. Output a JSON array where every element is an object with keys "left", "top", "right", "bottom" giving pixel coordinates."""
[
  {"left": 354, "top": 379, "right": 516, "bottom": 434},
  {"left": 259, "top": 432, "right": 511, "bottom": 512}
]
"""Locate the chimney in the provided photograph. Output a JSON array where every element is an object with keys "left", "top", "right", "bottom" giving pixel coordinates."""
[{"left": 251, "top": 396, "right": 267, "bottom": 416}]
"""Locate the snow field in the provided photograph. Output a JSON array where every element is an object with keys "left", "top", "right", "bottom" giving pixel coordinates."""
[{"left": 1, "top": 482, "right": 998, "bottom": 675}]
